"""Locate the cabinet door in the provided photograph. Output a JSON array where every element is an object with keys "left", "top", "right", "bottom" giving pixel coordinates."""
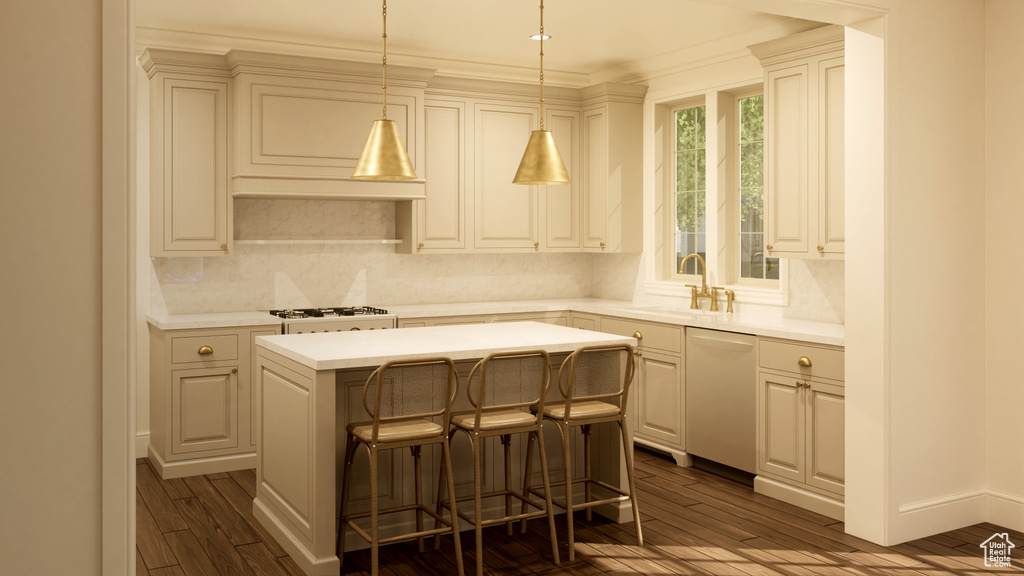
[
  {"left": 817, "top": 57, "right": 845, "bottom": 255},
  {"left": 805, "top": 380, "right": 845, "bottom": 495},
  {"left": 634, "top": 348, "right": 683, "bottom": 449},
  {"left": 474, "top": 104, "right": 539, "bottom": 249},
  {"left": 416, "top": 100, "right": 466, "bottom": 251},
  {"left": 171, "top": 365, "right": 239, "bottom": 455},
  {"left": 757, "top": 372, "right": 804, "bottom": 484},
  {"left": 581, "top": 107, "right": 608, "bottom": 250},
  {"left": 542, "top": 109, "right": 580, "bottom": 249},
  {"left": 151, "top": 77, "right": 230, "bottom": 256},
  {"left": 764, "top": 63, "right": 810, "bottom": 256}
]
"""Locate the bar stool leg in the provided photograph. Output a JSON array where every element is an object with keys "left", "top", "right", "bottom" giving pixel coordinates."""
[
  {"left": 369, "top": 445, "right": 380, "bottom": 576},
  {"left": 535, "top": 428, "right": 560, "bottom": 565},
  {"left": 519, "top": 429, "right": 535, "bottom": 534},
  {"left": 441, "top": 432, "right": 466, "bottom": 576},
  {"left": 337, "top": 434, "right": 357, "bottom": 561},
  {"left": 620, "top": 420, "right": 643, "bottom": 546},
  {"left": 561, "top": 420, "right": 576, "bottom": 562},
  {"left": 433, "top": 430, "right": 454, "bottom": 550},
  {"left": 583, "top": 424, "right": 593, "bottom": 522},
  {"left": 501, "top": 434, "right": 514, "bottom": 536},
  {"left": 472, "top": 432, "right": 484, "bottom": 576},
  {"left": 413, "top": 445, "right": 425, "bottom": 553}
]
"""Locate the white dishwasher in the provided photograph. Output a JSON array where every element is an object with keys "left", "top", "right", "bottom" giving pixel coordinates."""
[{"left": 685, "top": 327, "right": 757, "bottom": 473}]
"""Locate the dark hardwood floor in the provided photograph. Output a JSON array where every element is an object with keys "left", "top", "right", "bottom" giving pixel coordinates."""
[{"left": 136, "top": 449, "right": 1023, "bottom": 576}]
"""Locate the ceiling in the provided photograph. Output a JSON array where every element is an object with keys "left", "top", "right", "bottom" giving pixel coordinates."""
[{"left": 137, "top": 1, "right": 817, "bottom": 85}]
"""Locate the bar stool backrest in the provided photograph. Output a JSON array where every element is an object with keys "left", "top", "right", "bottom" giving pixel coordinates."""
[
  {"left": 465, "top": 350, "right": 551, "bottom": 430},
  {"left": 556, "top": 344, "right": 635, "bottom": 416},
  {"left": 363, "top": 357, "right": 458, "bottom": 443}
]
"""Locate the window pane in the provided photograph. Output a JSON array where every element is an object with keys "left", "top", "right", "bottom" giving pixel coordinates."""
[
  {"left": 737, "top": 95, "right": 769, "bottom": 282},
  {"left": 674, "top": 104, "right": 706, "bottom": 278}
]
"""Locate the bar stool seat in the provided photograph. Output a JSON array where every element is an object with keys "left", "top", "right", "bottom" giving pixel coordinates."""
[
  {"left": 542, "top": 399, "right": 620, "bottom": 420},
  {"left": 451, "top": 409, "right": 537, "bottom": 430},
  {"left": 348, "top": 420, "right": 443, "bottom": 443}
]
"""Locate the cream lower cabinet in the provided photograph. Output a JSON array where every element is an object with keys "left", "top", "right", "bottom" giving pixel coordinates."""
[
  {"left": 755, "top": 337, "right": 845, "bottom": 520},
  {"left": 149, "top": 324, "right": 279, "bottom": 479},
  {"left": 598, "top": 317, "right": 687, "bottom": 465}
]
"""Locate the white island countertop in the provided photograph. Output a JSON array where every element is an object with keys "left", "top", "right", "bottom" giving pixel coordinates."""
[{"left": 255, "top": 321, "right": 637, "bottom": 371}]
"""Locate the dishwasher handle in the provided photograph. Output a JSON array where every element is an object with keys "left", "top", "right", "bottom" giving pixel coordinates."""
[{"left": 687, "top": 331, "right": 756, "bottom": 352}]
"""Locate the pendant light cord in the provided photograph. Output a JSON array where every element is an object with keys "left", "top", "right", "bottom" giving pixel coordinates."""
[
  {"left": 539, "top": 0, "right": 545, "bottom": 130},
  {"left": 381, "top": 0, "right": 388, "bottom": 120}
]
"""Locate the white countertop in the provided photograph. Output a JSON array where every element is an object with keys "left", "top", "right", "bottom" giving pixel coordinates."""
[
  {"left": 148, "top": 298, "right": 844, "bottom": 346},
  {"left": 387, "top": 298, "right": 845, "bottom": 346},
  {"left": 147, "top": 311, "right": 281, "bottom": 330},
  {"left": 256, "top": 321, "right": 637, "bottom": 371}
]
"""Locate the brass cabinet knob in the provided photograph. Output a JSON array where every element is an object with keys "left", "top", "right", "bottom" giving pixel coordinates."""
[
  {"left": 766, "top": 244, "right": 773, "bottom": 251},
  {"left": 600, "top": 242, "right": 606, "bottom": 248},
  {"left": 817, "top": 245, "right": 825, "bottom": 253},
  {"left": 796, "top": 381, "right": 809, "bottom": 388},
  {"left": 634, "top": 350, "right": 643, "bottom": 358},
  {"left": 231, "top": 368, "right": 238, "bottom": 374},
  {"left": 797, "top": 356, "right": 812, "bottom": 367},
  {"left": 418, "top": 242, "right": 424, "bottom": 248},
  {"left": 198, "top": 345, "right": 214, "bottom": 355},
  {"left": 220, "top": 244, "right": 227, "bottom": 250},
  {"left": 534, "top": 242, "right": 540, "bottom": 247},
  {"left": 633, "top": 331, "right": 643, "bottom": 340}
]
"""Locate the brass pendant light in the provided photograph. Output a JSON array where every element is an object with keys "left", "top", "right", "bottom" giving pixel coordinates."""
[
  {"left": 352, "top": 0, "right": 418, "bottom": 181},
  {"left": 513, "top": 0, "right": 570, "bottom": 185}
]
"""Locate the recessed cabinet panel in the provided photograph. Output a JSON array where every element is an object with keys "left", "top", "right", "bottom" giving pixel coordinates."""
[
  {"left": 766, "top": 66, "right": 809, "bottom": 253},
  {"left": 544, "top": 109, "right": 580, "bottom": 249},
  {"left": 759, "top": 375, "right": 803, "bottom": 483},
  {"left": 422, "top": 102, "right": 465, "bottom": 248},
  {"left": 248, "top": 84, "right": 412, "bottom": 171},
  {"left": 475, "top": 105, "right": 538, "bottom": 248},
  {"left": 819, "top": 57, "right": 845, "bottom": 254},
  {"left": 583, "top": 109, "right": 607, "bottom": 247},
  {"left": 636, "top": 351, "right": 683, "bottom": 447},
  {"left": 806, "top": 382, "right": 845, "bottom": 495},
  {"left": 171, "top": 367, "right": 238, "bottom": 455},
  {"left": 153, "top": 77, "right": 230, "bottom": 256}
]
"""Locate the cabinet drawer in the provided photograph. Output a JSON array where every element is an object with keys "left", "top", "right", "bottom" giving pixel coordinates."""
[
  {"left": 759, "top": 339, "right": 843, "bottom": 382},
  {"left": 171, "top": 334, "right": 238, "bottom": 364},
  {"left": 600, "top": 318, "right": 681, "bottom": 353}
]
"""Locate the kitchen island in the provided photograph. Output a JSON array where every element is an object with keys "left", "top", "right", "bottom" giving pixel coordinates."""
[{"left": 253, "top": 321, "right": 637, "bottom": 576}]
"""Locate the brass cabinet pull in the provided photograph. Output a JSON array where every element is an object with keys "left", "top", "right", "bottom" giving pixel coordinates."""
[
  {"left": 231, "top": 368, "right": 238, "bottom": 374},
  {"left": 534, "top": 241, "right": 539, "bottom": 247},
  {"left": 220, "top": 244, "right": 227, "bottom": 250},
  {"left": 797, "top": 356, "right": 812, "bottom": 367},
  {"left": 418, "top": 242, "right": 424, "bottom": 248},
  {"left": 634, "top": 350, "right": 643, "bottom": 358},
  {"left": 766, "top": 244, "right": 773, "bottom": 251},
  {"left": 796, "top": 381, "right": 810, "bottom": 388},
  {"left": 197, "top": 345, "right": 214, "bottom": 355},
  {"left": 633, "top": 331, "right": 643, "bottom": 340},
  {"left": 817, "top": 245, "right": 825, "bottom": 253},
  {"left": 600, "top": 242, "right": 606, "bottom": 248}
]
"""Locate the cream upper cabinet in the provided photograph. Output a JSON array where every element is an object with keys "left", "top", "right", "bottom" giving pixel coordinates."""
[
  {"left": 580, "top": 83, "right": 647, "bottom": 253},
  {"left": 396, "top": 98, "right": 467, "bottom": 253},
  {"left": 142, "top": 49, "right": 231, "bottom": 257},
  {"left": 751, "top": 26, "right": 844, "bottom": 260},
  {"left": 541, "top": 108, "right": 581, "bottom": 250},
  {"left": 227, "top": 51, "right": 430, "bottom": 201},
  {"left": 474, "top": 102, "right": 542, "bottom": 250}
]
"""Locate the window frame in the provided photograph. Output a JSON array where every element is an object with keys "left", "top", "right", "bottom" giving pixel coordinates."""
[{"left": 644, "top": 85, "right": 789, "bottom": 308}]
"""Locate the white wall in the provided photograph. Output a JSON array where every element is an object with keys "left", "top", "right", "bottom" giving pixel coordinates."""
[
  {"left": 0, "top": 0, "right": 105, "bottom": 573},
  {"left": 984, "top": 0, "right": 1024, "bottom": 530}
]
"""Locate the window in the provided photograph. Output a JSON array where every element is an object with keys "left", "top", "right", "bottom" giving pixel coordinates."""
[
  {"left": 654, "top": 88, "right": 782, "bottom": 302},
  {"left": 737, "top": 94, "right": 778, "bottom": 281},
  {"left": 672, "top": 104, "right": 706, "bottom": 277}
]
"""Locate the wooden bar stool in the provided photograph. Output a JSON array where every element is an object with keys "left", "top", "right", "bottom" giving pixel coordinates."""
[
  {"left": 435, "top": 350, "right": 560, "bottom": 576},
  {"left": 337, "top": 357, "right": 464, "bottom": 576},
  {"left": 537, "top": 343, "right": 642, "bottom": 561}
]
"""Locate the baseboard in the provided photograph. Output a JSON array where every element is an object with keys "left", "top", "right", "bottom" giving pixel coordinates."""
[
  {"left": 136, "top": 432, "right": 150, "bottom": 459},
  {"left": 754, "top": 475, "right": 844, "bottom": 521},
  {"left": 632, "top": 439, "right": 693, "bottom": 468},
  {"left": 893, "top": 488, "right": 987, "bottom": 543},
  {"left": 986, "top": 489, "right": 1024, "bottom": 534},
  {"left": 147, "top": 444, "right": 257, "bottom": 480}
]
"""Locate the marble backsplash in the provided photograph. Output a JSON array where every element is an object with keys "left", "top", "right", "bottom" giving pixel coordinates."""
[{"left": 150, "top": 199, "right": 844, "bottom": 323}]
